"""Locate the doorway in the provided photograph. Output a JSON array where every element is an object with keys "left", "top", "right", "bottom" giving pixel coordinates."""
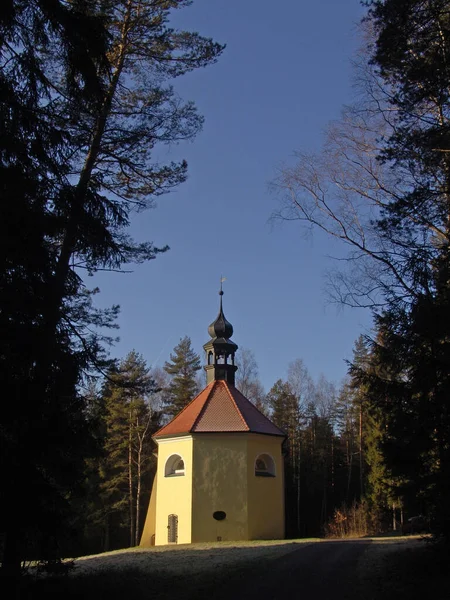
[{"left": 168, "top": 514, "right": 178, "bottom": 543}]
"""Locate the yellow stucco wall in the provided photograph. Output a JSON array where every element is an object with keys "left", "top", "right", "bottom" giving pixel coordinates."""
[
  {"left": 139, "top": 474, "right": 157, "bottom": 547},
  {"left": 143, "top": 431, "right": 285, "bottom": 546},
  {"left": 154, "top": 436, "right": 193, "bottom": 545},
  {"left": 247, "top": 434, "right": 285, "bottom": 540},
  {"left": 191, "top": 434, "right": 249, "bottom": 542}
]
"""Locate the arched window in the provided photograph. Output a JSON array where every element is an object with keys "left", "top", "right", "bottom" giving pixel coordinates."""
[
  {"left": 255, "top": 453, "right": 276, "bottom": 477},
  {"left": 165, "top": 454, "right": 185, "bottom": 477}
]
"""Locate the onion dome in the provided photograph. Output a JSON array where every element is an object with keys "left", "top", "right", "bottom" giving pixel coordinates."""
[{"left": 208, "top": 290, "right": 234, "bottom": 340}]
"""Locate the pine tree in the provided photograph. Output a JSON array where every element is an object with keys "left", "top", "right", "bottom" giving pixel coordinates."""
[
  {"left": 43, "top": 0, "right": 225, "bottom": 347},
  {"left": 267, "top": 379, "right": 302, "bottom": 536},
  {"left": 0, "top": 0, "right": 223, "bottom": 570},
  {"left": 360, "top": 304, "right": 450, "bottom": 533},
  {"left": 364, "top": 396, "right": 396, "bottom": 530},
  {"left": 363, "top": 0, "right": 450, "bottom": 537},
  {"left": 163, "top": 337, "right": 201, "bottom": 418},
  {"left": 302, "top": 394, "right": 338, "bottom": 534},
  {"left": 347, "top": 335, "right": 395, "bottom": 531},
  {"left": 335, "top": 381, "right": 360, "bottom": 503},
  {"left": 0, "top": 0, "right": 110, "bottom": 573},
  {"left": 267, "top": 380, "right": 299, "bottom": 441},
  {"left": 273, "top": 0, "right": 450, "bottom": 538},
  {"left": 267, "top": 373, "right": 339, "bottom": 537},
  {"left": 100, "top": 351, "right": 159, "bottom": 549},
  {"left": 349, "top": 337, "right": 370, "bottom": 500}
]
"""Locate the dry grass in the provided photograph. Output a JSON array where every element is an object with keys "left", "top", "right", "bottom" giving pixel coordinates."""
[
  {"left": 25, "top": 538, "right": 318, "bottom": 600},
  {"left": 72, "top": 538, "right": 317, "bottom": 578},
  {"left": 20, "top": 535, "right": 449, "bottom": 600}
]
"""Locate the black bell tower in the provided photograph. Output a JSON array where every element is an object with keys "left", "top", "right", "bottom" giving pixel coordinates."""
[{"left": 203, "top": 284, "right": 238, "bottom": 385}]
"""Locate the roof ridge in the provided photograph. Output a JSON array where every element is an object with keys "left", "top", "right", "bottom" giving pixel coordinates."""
[
  {"left": 233, "top": 385, "right": 282, "bottom": 425},
  {"left": 153, "top": 380, "right": 215, "bottom": 437},
  {"left": 222, "top": 381, "right": 250, "bottom": 431},
  {"left": 232, "top": 385, "right": 286, "bottom": 437}
]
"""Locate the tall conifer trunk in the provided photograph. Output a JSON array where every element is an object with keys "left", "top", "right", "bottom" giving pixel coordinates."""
[
  {"left": 129, "top": 407, "right": 135, "bottom": 547},
  {"left": 359, "top": 401, "right": 363, "bottom": 499},
  {"left": 136, "top": 448, "right": 142, "bottom": 546}
]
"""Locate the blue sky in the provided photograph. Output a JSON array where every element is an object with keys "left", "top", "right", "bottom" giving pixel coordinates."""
[{"left": 91, "top": 0, "right": 373, "bottom": 392}]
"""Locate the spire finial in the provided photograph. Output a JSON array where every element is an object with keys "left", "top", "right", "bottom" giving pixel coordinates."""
[{"left": 207, "top": 278, "right": 233, "bottom": 340}]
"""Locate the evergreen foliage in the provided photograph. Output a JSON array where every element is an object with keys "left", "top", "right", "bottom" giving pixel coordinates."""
[
  {"left": 163, "top": 337, "right": 201, "bottom": 418},
  {"left": 0, "top": 0, "right": 110, "bottom": 574},
  {"left": 7, "top": 0, "right": 450, "bottom": 557},
  {"left": 0, "top": 0, "right": 223, "bottom": 572},
  {"left": 97, "top": 352, "right": 160, "bottom": 550},
  {"left": 362, "top": 0, "right": 450, "bottom": 537},
  {"left": 267, "top": 373, "right": 340, "bottom": 537},
  {"left": 334, "top": 382, "right": 362, "bottom": 503},
  {"left": 273, "top": 0, "right": 450, "bottom": 539},
  {"left": 345, "top": 336, "right": 394, "bottom": 529}
]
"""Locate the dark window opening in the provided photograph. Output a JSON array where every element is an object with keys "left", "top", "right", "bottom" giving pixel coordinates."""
[
  {"left": 168, "top": 514, "right": 178, "bottom": 543},
  {"left": 256, "top": 458, "right": 267, "bottom": 471},
  {"left": 255, "top": 453, "right": 276, "bottom": 477}
]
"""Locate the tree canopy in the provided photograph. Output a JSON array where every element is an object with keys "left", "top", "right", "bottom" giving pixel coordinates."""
[
  {"left": 163, "top": 336, "right": 201, "bottom": 417},
  {"left": 273, "top": 0, "right": 450, "bottom": 537},
  {"left": 0, "top": 0, "right": 223, "bottom": 573}
]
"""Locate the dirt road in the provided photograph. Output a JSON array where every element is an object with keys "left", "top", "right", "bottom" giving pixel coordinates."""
[{"left": 214, "top": 539, "right": 371, "bottom": 600}]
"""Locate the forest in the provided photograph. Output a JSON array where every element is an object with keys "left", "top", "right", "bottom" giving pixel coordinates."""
[
  {"left": 1, "top": 0, "right": 450, "bottom": 580},
  {"left": 62, "top": 332, "right": 432, "bottom": 555}
]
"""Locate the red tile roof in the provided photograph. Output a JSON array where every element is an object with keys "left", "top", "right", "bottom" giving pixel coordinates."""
[{"left": 154, "top": 380, "right": 285, "bottom": 438}]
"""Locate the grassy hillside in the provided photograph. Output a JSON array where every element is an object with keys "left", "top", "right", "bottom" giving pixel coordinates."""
[{"left": 11, "top": 536, "right": 448, "bottom": 600}]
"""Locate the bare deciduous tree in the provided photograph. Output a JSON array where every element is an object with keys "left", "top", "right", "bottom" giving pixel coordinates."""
[
  {"left": 235, "top": 347, "right": 267, "bottom": 409},
  {"left": 271, "top": 28, "right": 446, "bottom": 309},
  {"left": 287, "top": 358, "right": 314, "bottom": 413}
]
